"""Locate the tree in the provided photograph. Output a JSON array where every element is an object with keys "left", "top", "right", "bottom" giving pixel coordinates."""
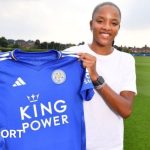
[
  {"left": 12, "top": 43, "right": 20, "bottom": 48},
  {"left": 40, "top": 42, "right": 48, "bottom": 49},
  {"left": 0, "top": 37, "right": 8, "bottom": 48},
  {"left": 34, "top": 39, "right": 40, "bottom": 49},
  {"left": 78, "top": 41, "right": 85, "bottom": 46},
  {"left": 48, "top": 41, "right": 55, "bottom": 49}
]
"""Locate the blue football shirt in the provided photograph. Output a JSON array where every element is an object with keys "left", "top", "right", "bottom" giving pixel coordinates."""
[{"left": 0, "top": 49, "right": 94, "bottom": 150}]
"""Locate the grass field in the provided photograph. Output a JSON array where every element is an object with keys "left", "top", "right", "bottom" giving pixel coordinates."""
[{"left": 124, "top": 56, "right": 150, "bottom": 150}]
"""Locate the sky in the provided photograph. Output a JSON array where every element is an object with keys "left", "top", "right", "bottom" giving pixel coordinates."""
[{"left": 0, "top": 0, "right": 150, "bottom": 47}]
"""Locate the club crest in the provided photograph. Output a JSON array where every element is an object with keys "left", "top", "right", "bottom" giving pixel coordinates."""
[{"left": 51, "top": 69, "right": 66, "bottom": 84}]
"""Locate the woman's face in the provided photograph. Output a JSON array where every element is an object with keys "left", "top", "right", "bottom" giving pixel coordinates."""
[{"left": 90, "top": 5, "right": 121, "bottom": 47}]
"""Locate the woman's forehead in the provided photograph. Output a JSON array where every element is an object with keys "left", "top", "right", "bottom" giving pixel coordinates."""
[{"left": 93, "top": 5, "right": 121, "bottom": 19}]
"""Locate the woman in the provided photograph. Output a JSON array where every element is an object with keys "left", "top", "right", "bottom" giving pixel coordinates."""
[{"left": 64, "top": 2, "right": 137, "bottom": 150}]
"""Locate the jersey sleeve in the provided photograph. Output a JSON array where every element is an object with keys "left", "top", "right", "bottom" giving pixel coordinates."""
[{"left": 80, "top": 70, "right": 94, "bottom": 101}]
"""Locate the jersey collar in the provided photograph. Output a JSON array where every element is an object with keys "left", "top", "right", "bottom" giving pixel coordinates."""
[
  {"left": 10, "top": 49, "right": 62, "bottom": 70},
  {"left": 11, "top": 49, "right": 62, "bottom": 61}
]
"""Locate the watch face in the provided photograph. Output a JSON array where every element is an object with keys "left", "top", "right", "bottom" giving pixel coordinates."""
[
  {"left": 93, "top": 76, "right": 105, "bottom": 86},
  {"left": 98, "top": 76, "right": 105, "bottom": 84},
  {"left": 100, "top": 76, "right": 105, "bottom": 84}
]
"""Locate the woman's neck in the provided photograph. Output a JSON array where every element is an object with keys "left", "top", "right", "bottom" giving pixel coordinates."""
[{"left": 89, "top": 43, "right": 113, "bottom": 55}]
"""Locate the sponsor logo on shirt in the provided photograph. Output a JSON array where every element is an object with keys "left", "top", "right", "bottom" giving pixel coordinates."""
[{"left": 20, "top": 94, "right": 69, "bottom": 133}]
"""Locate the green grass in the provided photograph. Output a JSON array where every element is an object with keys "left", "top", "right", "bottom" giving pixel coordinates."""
[{"left": 124, "top": 56, "right": 150, "bottom": 150}]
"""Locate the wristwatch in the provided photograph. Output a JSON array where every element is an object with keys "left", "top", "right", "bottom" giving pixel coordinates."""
[{"left": 92, "top": 76, "right": 105, "bottom": 89}]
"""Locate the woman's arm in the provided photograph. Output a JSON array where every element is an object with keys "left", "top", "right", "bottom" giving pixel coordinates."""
[{"left": 78, "top": 52, "right": 136, "bottom": 118}]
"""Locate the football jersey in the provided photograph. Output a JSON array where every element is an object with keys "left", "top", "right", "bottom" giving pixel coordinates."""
[{"left": 0, "top": 49, "right": 94, "bottom": 150}]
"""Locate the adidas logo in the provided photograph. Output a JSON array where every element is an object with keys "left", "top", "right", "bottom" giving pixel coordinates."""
[{"left": 13, "top": 77, "right": 26, "bottom": 87}]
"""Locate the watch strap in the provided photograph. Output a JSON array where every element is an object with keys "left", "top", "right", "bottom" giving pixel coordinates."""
[{"left": 92, "top": 76, "right": 105, "bottom": 89}]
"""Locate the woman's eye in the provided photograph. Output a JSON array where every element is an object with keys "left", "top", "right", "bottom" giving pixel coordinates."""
[
  {"left": 112, "top": 23, "right": 117, "bottom": 26},
  {"left": 97, "top": 20, "right": 103, "bottom": 23},
  {"left": 112, "top": 22, "right": 119, "bottom": 26}
]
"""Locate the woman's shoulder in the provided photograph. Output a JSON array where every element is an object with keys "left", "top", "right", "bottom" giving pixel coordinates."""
[{"left": 114, "top": 48, "right": 135, "bottom": 62}]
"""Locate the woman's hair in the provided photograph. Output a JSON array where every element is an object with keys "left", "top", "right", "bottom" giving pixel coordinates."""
[{"left": 92, "top": 2, "right": 121, "bottom": 19}]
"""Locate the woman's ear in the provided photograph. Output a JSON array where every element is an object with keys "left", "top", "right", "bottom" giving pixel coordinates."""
[{"left": 90, "top": 20, "right": 92, "bottom": 31}]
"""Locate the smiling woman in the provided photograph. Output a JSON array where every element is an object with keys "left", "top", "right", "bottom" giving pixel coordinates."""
[
  {"left": 64, "top": 2, "right": 137, "bottom": 150},
  {"left": 89, "top": 2, "right": 121, "bottom": 54}
]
